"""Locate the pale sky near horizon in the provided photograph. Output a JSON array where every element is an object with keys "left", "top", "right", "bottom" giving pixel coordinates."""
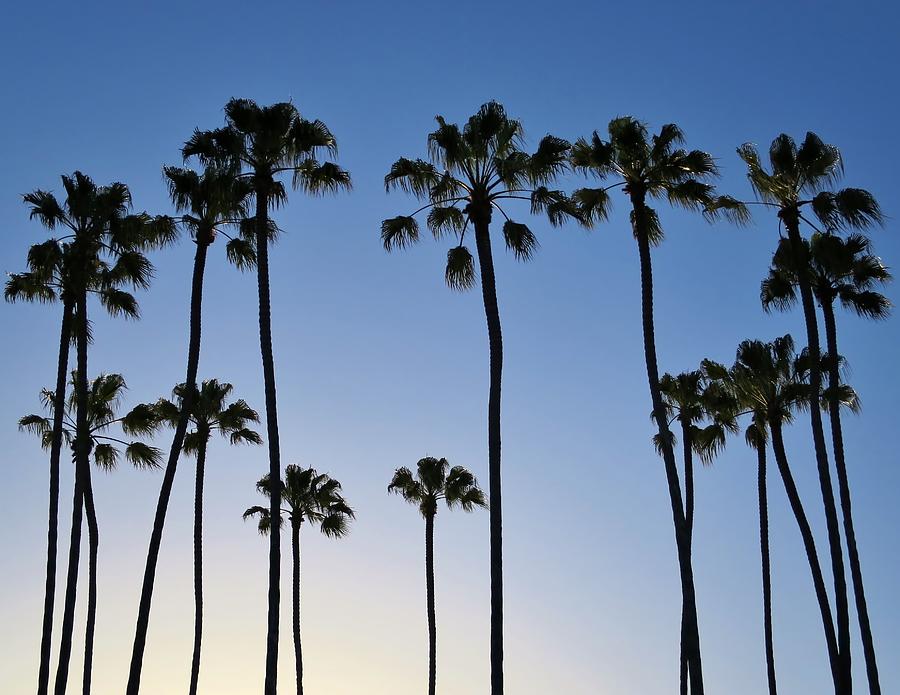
[{"left": 1, "top": 1, "right": 899, "bottom": 693}]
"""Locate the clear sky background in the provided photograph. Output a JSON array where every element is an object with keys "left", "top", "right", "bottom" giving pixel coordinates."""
[{"left": 1, "top": 1, "right": 898, "bottom": 693}]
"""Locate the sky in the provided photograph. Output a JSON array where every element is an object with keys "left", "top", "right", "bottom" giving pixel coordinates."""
[{"left": 1, "top": 1, "right": 898, "bottom": 693}]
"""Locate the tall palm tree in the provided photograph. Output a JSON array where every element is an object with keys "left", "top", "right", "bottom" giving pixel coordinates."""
[
  {"left": 382, "top": 102, "right": 579, "bottom": 693},
  {"left": 730, "top": 335, "right": 841, "bottom": 693},
  {"left": 181, "top": 99, "right": 351, "bottom": 694},
  {"left": 126, "top": 165, "right": 251, "bottom": 694},
  {"left": 244, "top": 465, "right": 355, "bottom": 695},
  {"left": 13, "top": 172, "right": 173, "bottom": 695},
  {"left": 388, "top": 457, "right": 487, "bottom": 695},
  {"left": 720, "top": 133, "right": 884, "bottom": 693},
  {"left": 761, "top": 231, "right": 891, "bottom": 693},
  {"left": 152, "top": 379, "right": 261, "bottom": 695},
  {"left": 570, "top": 118, "right": 727, "bottom": 693},
  {"left": 20, "top": 373, "right": 160, "bottom": 695}
]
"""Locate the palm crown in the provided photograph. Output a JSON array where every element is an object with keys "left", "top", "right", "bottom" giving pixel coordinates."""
[
  {"left": 381, "top": 101, "right": 581, "bottom": 289},
  {"left": 20, "top": 372, "right": 161, "bottom": 470},
  {"left": 152, "top": 379, "right": 262, "bottom": 456},
  {"left": 245, "top": 465, "right": 355, "bottom": 536},
  {"left": 389, "top": 457, "right": 487, "bottom": 518}
]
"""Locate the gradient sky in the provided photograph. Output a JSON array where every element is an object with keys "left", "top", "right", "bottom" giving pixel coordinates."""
[{"left": 1, "top": 1, "right": 898, "bottom": 693}]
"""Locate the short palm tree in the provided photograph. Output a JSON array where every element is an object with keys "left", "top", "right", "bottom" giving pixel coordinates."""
[
  {"left": 570, "top": 118, "right": 727, "bottom": 693},
  {"left": 720, "top": 133, "right": 884, "bottom": 693},
  {"left": 388, "top": 457, "right": 487, "bottom": 695},
  {"left": 382, "top": 101, "right": 579, "bottom": 694},
  {"left": 20, "top": 373, "right": 160, "bottom": 695},
  {"left": 153, "top": 379, "right": 261, "bottom": 695},
  {"left": 762, "top": 231, "right": 890, "bottom": 694},
  {"left": 730, "top": 335, "right": 841, "bottom": 693},
  {"left": 127, "top": 165, "right": 252, "bottom": 695},
  {"left": 181, "top": 99, "right": 351, "bottom": 695},
  {"left": 244, "top": 465, "right": 355, "bottom": 695},
  {"left": 13, "top": 172, "right": 173, "bottom": 695}
]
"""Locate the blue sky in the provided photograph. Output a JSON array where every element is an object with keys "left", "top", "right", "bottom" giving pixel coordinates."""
[{"left": 1, "top": 1, "right": 898, "bottom": 693}]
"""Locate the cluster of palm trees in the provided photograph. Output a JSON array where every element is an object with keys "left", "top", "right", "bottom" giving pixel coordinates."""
[{"left": 7, "top": 98, "right": 889, "bottom": 695}]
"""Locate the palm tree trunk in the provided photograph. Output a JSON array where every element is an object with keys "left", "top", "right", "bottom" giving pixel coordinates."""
[
  {"left": 426, "top": 513, "right": 437, "bottom": 695},
  {"left": 127, "top": 239, "right": 208, "bottom": 695},
  {"left": 471, "top": 211, "right": 504, "bottom": 695},
  {"left": 37, "top": 299, "right": 73, "bottom": 695},
  {"left": 821, "top": 300, "right": 880, "bottom": 694},
  {"left": 770, "top": 420, "right": 840, "bottom": 693},
  {"left": 82, "top": 462, "right": 99, "bottom": 695},
  {"left": 631, "top": 194, "right": 703, "bottom": 694},
  {"left": 292, "top": 521, "right": 303, "bottom": 695},
  {"left": 188, "top": 438, "right": 209, "bottom": 695},
  {"left": 55, "top": 292, "right": 91, "bottom": 695},
  {"left": 679, "top": 421, "right": 694, "bottom": 695},
  {"left": 255, "top": 189, "right": 283, "bottom": 695},
  {"left": 757, "top": 442, "right": 777, "bottom": 695},
  {"left": 782, "top": 211, "right": 851, "bottom": 692}
]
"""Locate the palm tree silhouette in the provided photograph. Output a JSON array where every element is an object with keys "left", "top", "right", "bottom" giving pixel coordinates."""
[
  {"left": 730, "top": 335, "right": 843, "bottom": 693},
  {"left": 570, "top": 118, "right": 726, "bottom": 694},
  {"left": 382, "top": 101, "right": 579, "bottom": 694},
  {"left": 20, "top": 373, "right": 160, "bottom": 695},
  {"left": 388, "top": 457, "right": 487, "bottom": 695},
  {"left": 244, "top": 465, "right": 355, "bottom": 695},
  {"left": 127, "top": 165, "right": 251, "bottom": 694},
  {"left": 182, "top": 99, "right": 351, "bottom": 694},
  {"left": 152, "top": 379, "right": 261, "bottom": 695},
  {"left": 717, "top": 133, "right": 884, "bottom": 694},
  {"left": 12, "top": 172, "right": 172, "bottom": 695},
  {"left": 762, "top": 231, "right": 891, "bottom": 694}
]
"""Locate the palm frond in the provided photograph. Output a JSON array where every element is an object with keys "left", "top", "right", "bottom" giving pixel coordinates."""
[{"left": 445, "top": 245, "right": 476, "bottom": 291}]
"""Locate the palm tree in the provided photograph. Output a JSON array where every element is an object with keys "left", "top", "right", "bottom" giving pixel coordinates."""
[
  {"left": 244, "top": 465, "right": 355, "bottom": 695},
  {"left": 12, "top": 172, "right": 172, "bottom": 695},
  {"left": 381, "top": 102, "right": 579, "bottom": 693},
  {"left": 730, "top": 335, "right": 841, "bottom": 693},
  {"left": 719, "top": 133, "right": 884, "bottom": 693},
  {"left": 152, "top": 379, "right": 261, "bottom": 695},
  {"left": 126, "top": 165, "right": 251, "bottom": 695},
  {"left": 20, "top": 373, "right": 160, "bottom": 695},
  {"left": 182, "top": 99, "right": 351, "bottom": 695},
  {"left": 388, "top": 457, "right": 487, "bottom": 695},
  {"left": 570, "top": 118, "right": 727, "bottom": 693},
  {"left": 762, "top": 231, "right": 891, "bottom": 693}
]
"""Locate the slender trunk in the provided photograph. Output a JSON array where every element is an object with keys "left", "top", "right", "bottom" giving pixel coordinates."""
[
  {"left": 782, "top": 211, "right": 850, "bottom": 692},
  {"left": 82, "top": 462, "right": 99, "bottom": 695},
  {"left": 679, "top": 420, "right": 694, "bottom": 695},
  {"left": 471, "top": 210, "right": 504, "bottom": 695},
  {"left": 757, "top": 442, "right": 777, "bottom": 695},
  {"left": 292, "top": 521, "right": 302, "bottom": 695},
  {"left": 631, "top": 193, "right": 703, "bottom": 694},
  {"left": 770, "top": 421, "right": 840, "bottom": 692},
  {"left": 37, "top": 300, "right": 73, "bottom": 695},
  {"left": 425, "top": 513, "right": 437, "bottom": 695},
  {"left": 256, "top": 189, "right": 283, "bottom": 695},
  {"left": 55, "top": 292, "right": 90, "bottom": 695},
  {"left": 188, "top": 438, "right": 209, "bottom": 695},
  {"left": 821, "top": 300, "right": 880, "bottom": 694},
  {"left": 126, "top": 239, "right": 208, "bottom": 695}
]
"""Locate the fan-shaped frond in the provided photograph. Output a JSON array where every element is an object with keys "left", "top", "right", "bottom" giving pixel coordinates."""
[
  {"left": 445, "top": 245, "right": 476, "bottom": 291},
  {"left": 381, "top": 216, "right": 420, "bottom": 251},
  {"left": 502, "top": 221, "right": 539, "bottom": 262}
]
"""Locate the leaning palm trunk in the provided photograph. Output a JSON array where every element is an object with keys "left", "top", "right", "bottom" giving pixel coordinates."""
[
  {"left": 425, "top": 513, "right": 437, "bottom": 695},
  {"left": 127, "top": 239, "right": 208, "bottom": 695},
  {"left": 679, "top": 422, "right": 695, "bottom": 695},
  {"left": 632, "top": 194, "right": 703, "bottom": 693},
  {"left": 188, "top": 439, "right": 209, "bottom": 695},
  {"left": 82, "top": 465, "right": 99, "bottom": 695},
  {"left": 292, "top": 521, "right": 303, "bottom": 695},
  {"left": 821, "top": 300, "right": 881, "bottom": 694},
  {"left": 37, "top": 300, "right": 73, "bottom": 695},
  {"left": 770, "top": 421, "right": 840, "bottom": 693},
  {"left": 471, "top": 210, "right": 504, "bottom": 695},
  {"left": 255, "top": 188, "right": 283, "bottom": 695},
  {"left": 782, "top": 212, "right": 851, "bottom": 692},
  {"left": 55, "top": 292, "right": 91, "bottom": 695},
  {"left": 757, "top": 443, "right": 777, "bottom": 695}
]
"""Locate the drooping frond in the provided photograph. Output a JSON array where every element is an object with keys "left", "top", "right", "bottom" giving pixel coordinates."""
[
  {"left": 292, "top": 160, "right": 352, "bottom": 196},
  {"left": 502, "top": 221, "right": 539, "bottom": 261},
  {"left": 571, "top": 187, "right": 612, "bottom": 225},
  {"left": 381, "top": 216, "right": 420, "bottom": 251},
  {"left": 445, "top": 245, "right": 476, "bottom": 291},
  {"left": 529, "top": 187, "right": 581, "bottom": 227},
  {"left": 427, "top": 206, "right": 466, "bottom": 239}
]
